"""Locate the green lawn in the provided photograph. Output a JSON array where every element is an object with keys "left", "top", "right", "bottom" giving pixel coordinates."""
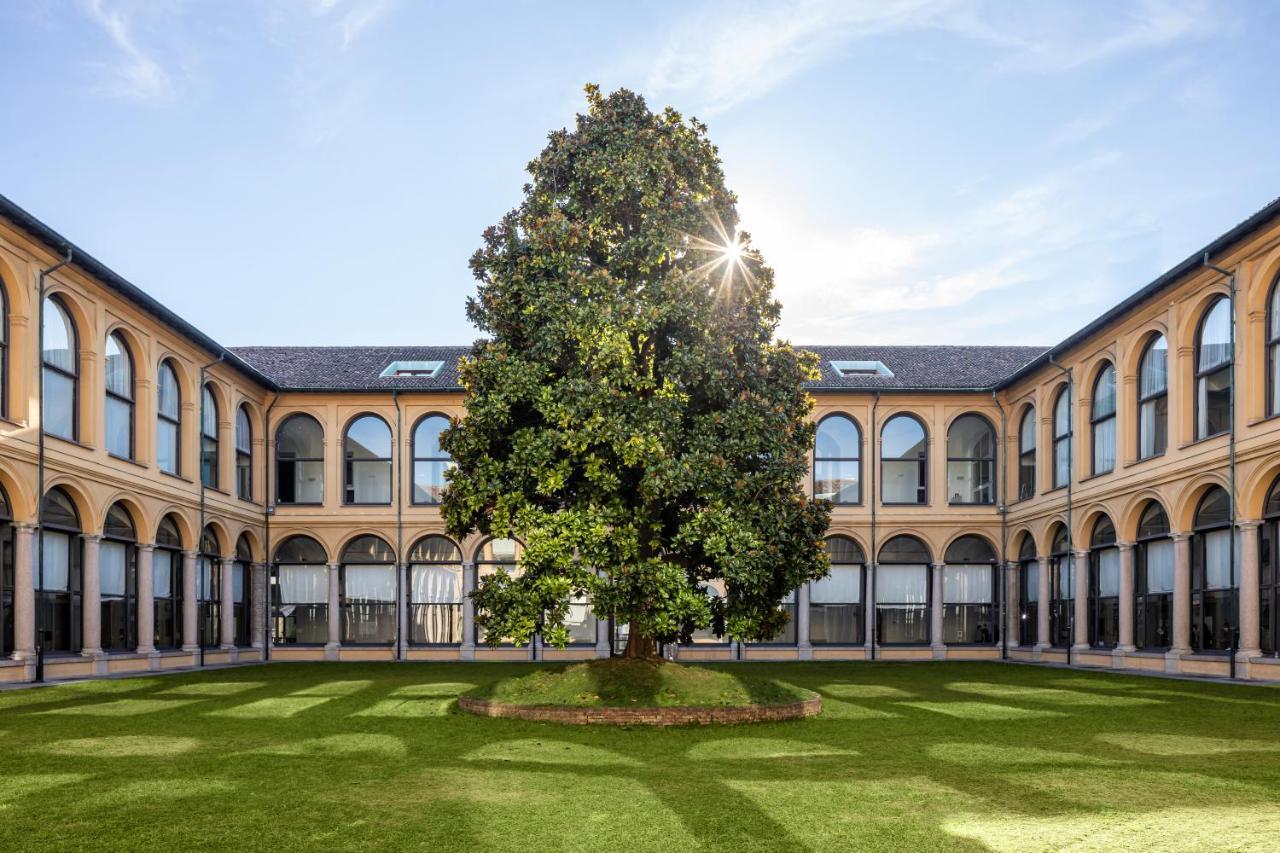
[{"left": 2, "top": 662, "right": 1279, "bottom": 852}]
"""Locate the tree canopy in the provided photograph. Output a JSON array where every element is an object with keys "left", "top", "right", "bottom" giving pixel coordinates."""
[{"left": 442, "top": 85, "right": 830, "bottom": 656}]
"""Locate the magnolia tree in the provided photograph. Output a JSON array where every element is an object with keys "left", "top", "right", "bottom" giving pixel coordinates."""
[{"left": 442, "top": 86, "right": 830, "bottom": 658}]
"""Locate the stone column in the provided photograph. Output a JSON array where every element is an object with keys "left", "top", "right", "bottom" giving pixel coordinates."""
[
  {"left": 594, "top": 568, "right": 611, "bottom": 659},
  {"left": 1036, "top": 556, "right": 1051, "bottom": 650},
  {"left": 460, "top": 561, "right": 476, "bottom": 660},
  {"left": 397, "top": 563, "right": 409, "bottom": 656},
  {"left": 11, "top": 524, "right": 36, "bottom": 660},
  {"left": 80, "top": 534, "right": 103, "bottom": 657},
  {"left": 136, "top": 544, "right": 155, "bottom": 654},
  {"left": 250, "top": 563, "right": 267, "bottom": 651},
  {"left": 797, "top": 582, "right": 812, "bottom": 660},
  {"left": 930, "top": 563, "right": 945, "bottom": 657},
  {"left": 864, "top": 565, "right": 877, "bottom": 654},
  {"left": 181, "top": 551, "right": 199, "bottom": 652},
  {"left": 1169, "top": 533, "right": 1192, "bottom": 658},
  {"left": 219, "top": 557, "right": 235, "bottom": 649},
  {"left": 1237, "top": 521, "right": 1261, "bottom": 659},
  {"left": 325, "top": 561, "right": 341, "bottom": 658},
  {"left": 1004, "top": 563, "right": 1020, "bottom": 648},
  {"left": 1117, "top": 543, "right": 1136, "bottom": 652},
  {"left": 1072, "top": 550, "right": 1090, "bottom": 651}
]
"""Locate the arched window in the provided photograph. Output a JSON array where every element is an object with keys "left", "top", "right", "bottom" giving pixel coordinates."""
[
  {"left": 942, "top": 535, "right": 997, "bottom": 644},
  {"left": 100, "top": 502, "right": 137, "bottom": 651},
  {"left": 157, "top": 361, "right": 181, "bottom": 475},
  {"left": 1259, "top": 478, "right": 1280, "bottom": 655},
  {"left": 408, "top": 535, "right": 463, "bottom": 645},
  {"left": 946, "top": 415, "right": 995, "bottom": 505},
  {"left": 341, "top": 535, "right": 396, "bottom": 645},
  {"left": 344, "top": 415, "right": 392, "bottom": 505},
  {"left": 475, "top": 538, "right": 523, "bottom": 645},
  {"left": 814, "top": 415, "right": 861, "bottom": 504},
  {"left": 1135, "top": 500, "right": 1173, "bottom": 650},
  {"left": 233, "top": 534, "right": 252, "bottom": 646},
  {"left": 104, "top": 332, "right": 134, "bottom": 459},
  {"left": 1017, "top": 535, "right": 1038, "bottom": 646},
  {"left": 0, "top": 278, "right": 8, "bottom": 420},
  {"left": 1, "top": 485, "right": 14, "bottom": 657},
  {"left": 275, "top": 414, "right": 324, "bottom": 504},
  {"left": 811, "top": 536, "right": 864, "bottom": 645},
  {"left": 39, "top": 487, "right": 82, "bottom": 652},
  {"left": 881, "top": 415, "right": 927, "bottom": 505},
  {"left": 1088, "top": 516, "right": 1119, "bottom": 648},
  {"left": 876, "top": 535, "right": 930, "bottom": 644},
  {"left": 1195, "top": 297, "right": 1232, "bottom": 440},
  {"left": 1048, "top": 524, "right": 1072, "bottom": 647},
  {"left": 412, "top": 414, "right": 453, "bottom": 505},
  {"left": 197, "top": 527, "right": 221, "bottom": 647},
  {"left": 1138, "top": 335, "right": 1168, "bottom": 459},
  {"left": 153, "top": 516, "right": 184, "bottom": 649},
  {"left": 200, "top": 386, "right": 219, "bottom": 489},
  {"left": 1090, "top": 364, "right": 1116, "bottom": 475},
  {"left": 42, "top": 296, "right": 78, "bottom": 441},
  {"left": 235, "top": 405, "right": 253, "bottom": 501},
  {"left": 1191, "top": 486, "right": 1234, "bottom": 652},
  {"left": 1018, "top": 406, "right": 1036, "bottom": 501},
  {"left": 272, "top": 535, "right": 328, "bottom": 645},
  {"left": 1052, "top": 386, "right": 1072, "bottom": 489}
]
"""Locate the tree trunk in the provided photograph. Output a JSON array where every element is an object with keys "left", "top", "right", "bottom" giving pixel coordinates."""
[{"left": 623, "top": 623, "right": 659, "bottom": 659}]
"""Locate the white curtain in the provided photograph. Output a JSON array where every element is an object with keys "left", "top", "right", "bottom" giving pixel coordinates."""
[
  {"left": 40, "top": 531, "right": 70, "bottom": 591},
  {"left": 154, "top": 550, "right": 173, "bottom": 598},
  {"left": 812, "top": 565, "right": 861, "bottom": 604},
  {"left": 411, "top": 564, "right": 462, "bottom": 604},
  {"left": 232, "top": 564, "right": 245, "bottom": 602},
  {"left": 877, "top": 565, "right": 927, "bottom": 604},
  {"left": 1097, "top": 548, "right": 1120, "bottom": 597},
  {"left": 1204, "top": 529, "right": 1233, "bottom": 590},
  {"left": 279, "top": 565, "right": 328, "bottom": 604},
  {"left": 1146, "top": 539, "right": 1175, "bottom": 593},
  {"left": 1024, "top": 564, "right": 1040, "bottom": 603},
  {"left": 197, "top": 557, "right": 214, "bottom": 600},
  {"left": 100, "top": 541, "right": 128, "bottom": 597},
  {"left": 344, "top": 565, "right": 396, "bottom": 603},
  {"left": 1093, "top": 418, "right": 1116, "bottom": 472},
  {"left": 1056, "top": 558, "right": 1074, "bottom": 599},
  {"left": 944, "top": 565, "right": 992, "bottom": 604}
]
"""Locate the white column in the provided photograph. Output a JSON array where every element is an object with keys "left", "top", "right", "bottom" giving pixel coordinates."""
[
  {"left": 930, "top": 562, "right": 945, "bottom": 656},
  {"left": 136, "top": 544, "right": 156, "bottom": 654},
  {"left": 1117, "top": 543, "right": 1136, "bottom": 652},
  {"left": 80, "top": 534, "right": 103, "bottom": 657},
  {"left": 1004, "top": 563, "right": 1019, "bottom": 648},
  {"left": 1073, "top": 550, "right": 1089, "bottom": 651},
  {"left": 11, "top": 524, "right": 35, "bottom": 660},
  {"left": 1036, "top": 556, "right": 1051, "bottom": 649},
  {"left": 460, "top": 561, "right": 476, "bottom": 660},
  {"left": 1238, "top": 521, "right": 1261, "bottom": 659},
  {"left": 397, "top": 563, "right": 409, "bottom": 655},
  {"left": 181, "top": 550, "right": 199, "bottom": 652},
  {"left": 326, "top": 562, "right": 341, "bottom": 657},
  {"left": 250, "top": 563, "right": 267, "bottom": 651},
  {"left": 219, "top": 557, "right": 235, "bottom": 649},
  {"left": 1170, "top": 533, "right": 1192, "bottom": 658},
  {"left": 796, "top": 582, "right": 812, "bottom": 660},
  {"left": 865, "top": 564, "right": 877, "bottom": 653}
]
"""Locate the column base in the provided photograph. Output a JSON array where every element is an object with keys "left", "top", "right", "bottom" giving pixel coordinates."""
[
  {"left": 797, "top": 642, "right": 813, "bottom": 661},
  {"left": 1071, "top": 643, "right": 1090, "bottom": 653},
  {"left": 1115, "top": 644, "right": 1137, "bottom": 653},
  {"left": 930, "top": 644, "right": 946, "bottom": 660},
  {"left": 459, "top": 642, "right": 476, "bottom": 661},
  {"left": 180, "top": 644, "right": 200, "bottom": 654},
  {"left": 323, "top": 643, "right": 341, "bottom": 661},
  {"left": 136, "top": 645, "right": 157, "bottom": 656},
  {"left": 1236, "top": 648, "right": 1262, "bottom": 663},
  {"left": 219, "top": 643, "right": 236, "bottom": 652}
]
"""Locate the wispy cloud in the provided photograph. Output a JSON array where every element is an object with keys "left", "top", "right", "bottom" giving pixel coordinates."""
[{"left": 82, "top": 0, "right": 174, "bottom": 103}]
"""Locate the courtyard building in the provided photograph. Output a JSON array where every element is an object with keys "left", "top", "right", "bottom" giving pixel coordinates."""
[{"left": 2, "top": 191, "right": 1280, "bottom": 683}]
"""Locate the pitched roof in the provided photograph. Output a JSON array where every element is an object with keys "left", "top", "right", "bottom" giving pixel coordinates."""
[
  {"left": 229, "top": 346, "right": 470, "bottom": 391},
  {"left": 803, "top": 345, "right": 1048, "bottom": 391}
]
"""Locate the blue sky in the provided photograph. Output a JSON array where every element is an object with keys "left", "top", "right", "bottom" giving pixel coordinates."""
[{"left": 1, "top": 0, "right": 1278, "bottom": 348}]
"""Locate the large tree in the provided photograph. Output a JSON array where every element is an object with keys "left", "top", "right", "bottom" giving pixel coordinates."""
[{"left": 442, "top": 85, "right": 830, "bottom": 658}]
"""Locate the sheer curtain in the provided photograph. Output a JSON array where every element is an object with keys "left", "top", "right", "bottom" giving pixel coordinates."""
[
  {"left": 41, "top": 532, "right": 70, "bottom": 590},
  {"left": 279, "top": 565, "right": 327, "bottom": 603},
  {"left": 411, "top": 565, "right": 461, "bottom": 603},
  {"left": 1146, "top": 539, "right": 1175, "bottom": 593},
  {"left": 1024, "top": 564, "right": 1040, "bottom": 603},
  {"left": 878, "top": 565, "right": 927, "bottom": 603},
  {"left": 1204, "top": 529, "right": 1233, "bottom": 590},
  {"left": 943, "top": 565, "right": 991, "bottom": 604},
  {"left": 100, "top": 542, "right": 127, "bottom": 597},
  {"left": 345, "top": 565, "right": 396, "bottom": 602},
  {"left": 1097, "top": 548, "right": 1120, "bottom": 597},
  {"left": 812, "top": 565, "right": 862, "bottom": 603},
  {"left": 153, "top": 550, "right": 173, "bottom": 597}
]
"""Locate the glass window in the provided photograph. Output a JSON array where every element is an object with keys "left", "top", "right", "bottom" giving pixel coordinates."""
[
  {"left": 273, "top": 535, "right": 329, "bottom": 644},
  {"left": 1195, "top": 297, "right": 1232, "bottom": 440},
  {"left": 233, "top": 534, "right": 252, "bottom": 646},
  {"left": 153, "top": 515, "right": 184, "bottom": 649},
  {"left": 1088, "top": 517, "right": 1119, "bottom": 648},
  {"left": 201, "top": 386, "right": 219, "bottom": 488},
  {"left": 38, "top": 488, "right": 82, "bottom": 653},
  {"left": 412, "top": 414, "right": 453, "bottom": 504},
  {"left": 409, "top": 536, "right": 463, "bottom": 644},
  {"left": 276, "top": 415, "right": 324, "bottom": 504},
  {"left": 1018, "top": 406, "right": 1035, "bottom": 500},
  {"left": 1138, "top": 334, "right": 1168, "bottom": 459},
  {"left": 100, "top": 503, "right": 137, "bottom": 651},
  {"left": 1191, "top": 487, "right": 1234, "bottom": 652},
  {"left": 197, "top": 529, "right": 221, "bottom": 648},
  {"left": 0, "top": 282, "right": 7, "bottom": 421},
  {"left": 1052, "top": 386, "right": 1071, "bottom": 488},
  {"left": 104, "top": 332, "right": 134, "bottom": 459},
  {"left": 42, "top": 297, "right": 77, "bottom": 440},
  {"left": 1, "top": 487, "right": 13, "bottom": 658},
  {"left": 1270, "top": 280, "right": 1280, "bottom": 417},
  {"left": 344, "top": 415, "right": 392, "bottom": 505},
  {"left": 811, "top": 536, "right": 864, "bottom": 645},
  {"left": 1018, "top": 536, "right": 1038, "bottom": 646},
  {"left": 814, "top": 415, "right": 861, "bottom": 504},
  {"left": 1048, "top": 525, "right": 1072, "bottom": 647},
  {"left": 341, "top": 536, "right": 396, "bottom": 645},
  {"left": 881, "top": 415, "right": 927, "bottom": 505},
  {"left": 876, "top": 535, "right": 929, "bottom": 644},
  {"left": 1261, "top": 478, "right": 1280, "bottom": 655},
  {"left": 946, "top": 416, "right": 994, "bottom": 505},
  {"left": 157, "top": 361, "right": 181, "bottom": 475},
  {"left": 476, "top": 538, "right": 523, "bottom": 645},
  {"left": 941, "top": 535, "right": 996, "bottom": 644},
  {"left": 236, "top": 405, "right": 253, "bottom": 501},
  {"left": 1090, "top": 364, "right": 1116, "bottom": 475}
]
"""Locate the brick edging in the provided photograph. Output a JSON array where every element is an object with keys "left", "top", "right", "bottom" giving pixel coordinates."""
[{"left": 457, "top": 694, "right": 821, "bottom": 726}]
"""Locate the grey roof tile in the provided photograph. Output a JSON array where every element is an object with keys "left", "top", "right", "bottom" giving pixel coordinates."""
[{"left": 229, "top": 345, "right": 471, "bottom": 391}]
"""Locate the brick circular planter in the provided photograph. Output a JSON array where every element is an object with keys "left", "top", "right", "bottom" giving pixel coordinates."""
[{"left": 457, "top": 694, "right": 821, "bottom": 726}]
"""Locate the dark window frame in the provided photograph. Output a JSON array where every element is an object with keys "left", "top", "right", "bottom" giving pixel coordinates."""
[
  {"left": 1087, "top": 517, "right": 1119, "bottom": 649},
  {"left": 153, "top": 516, "right": 185, "bottom": 651},
  {"left": 156, "top": 360, "right": 182, "bottom": 476},
  {"left": 38, "top": 488, "right": 83, "bottom": 655},
  {"left": 274, "top": 413, "right": 325, "bottom": 506},
  {"left": 474, "top": 538, "right": 527, "bottom": 647},
  {"left": 407, "top": 535, "right": 464, "bottom": 646},
  {"left": 41, "top": 295, "right": 79, "bottom": 442},
  {"left": 813, "top": 413, "right": 862, "bottom": 506},
  {"left": 1190, "top": 487, "right": 1235, "bottom": 654},
  {"left": 0, "top": 277, "right": 7, "bottom": 420},
  {"left": 342, "top": 413, "right": 393, "bottom": 506},
  {"left": 1089, "top": 363, "right": 1117, "bottom": 477},
  {"left": 810, "top": 535, "right": 865, "bottom": 646},
  {"left": 1260, "top": 478, "right": 1280, "bottom": 656},
  {"left": 1194, "top": 296, "right": 1232, "bottom": 441},
  {"left": 0, "top": 485, "right": 13, "bottom": 658},
  {"left": 99, "top": 503, "right": 138, "bottom": 652},
  {"left": 339, "top": 535, "right": 397, "bottom": 646},
  {"left": 880, "top": 413, "right": 928, "bottom": 506},
  {"left": 1047, "top": 526, "right": 1072, "bottom": 648},
  {"left": 411, "top": 412, "right": 453, "bottom": 506},
  {"left": 235, "top": 404, "right": 253, "bottom": 502},
  {"left": 200, "top": 385, "right": 219, "bottom": 489},
  {"left": 104, "top": 331, "right": 136, "bottom": 461},
  {"left": 945, "top": 413, "right": 996, "bottom": 506},
  {"left": 1137, "top": 333, "right": 1169, "bottom": 460},
  {"left": 1052, "top": 385, "right": 1072, "bottom": 489},
  {"left": 1017, "top": 405, "right": 1036, "bottom": 501},
  {"left": 1270, "top": 275, "right": 1280, "bottom": 417},
  {"left": 874, "top": 535, "right": 932, "bottom": 646},
  {"left": 271, "top": 535, "right": 330, "bottom": 646},
  {"left": 1017, "top": 537, "right": 1039, "bottom": 647},
  {"left": 1135, "top": 501, "right": 1172, "bottom": 652}
]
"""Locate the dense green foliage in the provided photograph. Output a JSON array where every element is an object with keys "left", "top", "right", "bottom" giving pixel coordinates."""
[
  {"left": 3, "top": 663, "right": 1279, "bottom": 850},
  {"left": 442, "top": 85, "right": 830, "bottom": 651},
  {"left": 466, "top": 659, "right": 811, "bottom": 708}
]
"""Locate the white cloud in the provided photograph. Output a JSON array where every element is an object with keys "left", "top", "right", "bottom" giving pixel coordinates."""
[{"left": 82, "top": 0, "right": 174, "bottom": 103}]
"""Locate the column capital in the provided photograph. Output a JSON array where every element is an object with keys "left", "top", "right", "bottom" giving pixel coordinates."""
[
  {"left": 14, "top": 521, "right": 37, "bottom": 533},
  {"left": 1171, "top": 532, "right": 1192, "bottom": 542},
  {"left": 139, "top": 542, "right": 156, "bottom": 553},
  {"left": 183, "top": 549, "right": 200, "bottom": 559},
  {"left": 327, "top": 561, "right": 341, "bottom": 571},
  {"left": 1117, "top": 541, "right": 1135, "bottom": 552},
  {"left": 1236, "top": 519, "right": 1261, "bottom": 532},
  {"left": 930, "top": 562, "right": 946, "bottom": 571},
  {"left": 1071, "top": 549, "right": 1090, "bottom": 559},
  {"left": 80, "top": 533, "right": 102, "bottom": 544}
]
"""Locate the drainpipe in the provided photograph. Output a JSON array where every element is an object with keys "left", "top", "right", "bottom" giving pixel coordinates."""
[
  {"left": 392, "top": 390, "right": 403, "bottom": 662},
  {"left": 35, "top": 248, "right": 74, "bottom": 683},
  {"left": 993, "top": 390, "right": 1008, "bottom": 660},
  {"left": 869, "top": 391, "right": 880, "bottom": 660},
  {"left": 196, "top": 355, "right": 225, "bottom": 669},
  {"left": 1048, "top": 355, "right": 1074, "bottom": 668},
  {"left": 1203, "top": 253, "right": 1238, "bottom": 679},
  {"left": 263, "top": 393, "right": 280, "bottom": 661}
]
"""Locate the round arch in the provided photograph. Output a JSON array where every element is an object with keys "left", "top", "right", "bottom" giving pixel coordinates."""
[
  {"left": 334, "top": 529, "right": 398, "bottom": 562},
  {"left": 96, "top": 491, "right": 150, "bottom": 539},
  {"left": 1241, "top": 456, "right": 1280, "bottom": 520},
  {"left": 1121, "top": 325, "right": 1171, "bottom": 381},
  {"left": 152, "top": 506, "right": 196, "bottom": 550},
  {"left": 940, "top": 531, "right": 997, "bottom": 563},
  {"left": 1171, "top": 472, "right": 1231, "bottom": 533},
  {"left": 1116, "top": 488, "right": 1172, "bottom": 541},
  {"left": 1038, "top": 517, "right": 1069, "bottom": 556},
  {"left": 0, "top": 457, "right": 35, "bottom": 522},
  {"left": 201, "top": 519, "right": 233, "bottom": 557},
  {"left": 40, "top": 476, "right": 94, "bottom": 532},
  {"left": 230, "top": 526, "right": 263, "bottom": 563},
  {"left": 272, "top": 533, "right": 330, "bottom": 564}
]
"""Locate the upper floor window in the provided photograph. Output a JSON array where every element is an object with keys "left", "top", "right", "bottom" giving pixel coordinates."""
[
  {"left": 1195, "top": 297, "right": 1232, "bottom": 440},
  {"left": 42, "top": 296, "right": 77, "bottom": 440},
  {"left": 0, "top": 278, "right": 8, "bottom": 420},
  {"left": 946, "top": 414, "right": 995, "bottom": 505},
  {"left": 276, "top": 414, "right": 324, "bottom": 504},
  {"left": 344, "top": 414, "right": 392, "bottom": 505},
  {"left": 1138, "top": 334, "right": 1168, "bottom": 459},
  {"left": 1090, "top": 363, "right": 1116, "bottom": 476},
  {"left": 1018, "top": 406, "right": 1036, "bottom": 500},
  {"left": 412, "top": 414, "right": 453, "bottom": 505},
  {"left": 157, "top": 360, "right": 181, "bottom": 475},
  {"left": 881, "top": 414, "right": 927, "bottom": 505},
  {"left": 236, "top": 405, "right": 253, "bottom": 501},
  {"left": 104, "top": 332, "right": 134, "bottom": 459},
  {"left": 813, "top": 414, "right": 861, "bottom": 504},
  {"left": 1052, "top": 386, "right": 1071, "bottom": 489},
  {"left": 200, "top": 385, "right": 219, "bottom": 488},
  {"left": 1268, "top": 276, "right": 1280, "bottom": 416}
]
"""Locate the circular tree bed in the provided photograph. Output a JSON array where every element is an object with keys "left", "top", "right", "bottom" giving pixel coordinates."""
[{"left": 458, "top": 659, "right": 820, "bottom": 726}]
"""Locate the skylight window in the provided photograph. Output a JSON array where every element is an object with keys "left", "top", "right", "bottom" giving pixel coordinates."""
[
  {"left": 830, "top": 360, "right": 893, "bottom": 378},
  {"left": 380, "top": 360, "right": 444, "bottom": 379}
]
